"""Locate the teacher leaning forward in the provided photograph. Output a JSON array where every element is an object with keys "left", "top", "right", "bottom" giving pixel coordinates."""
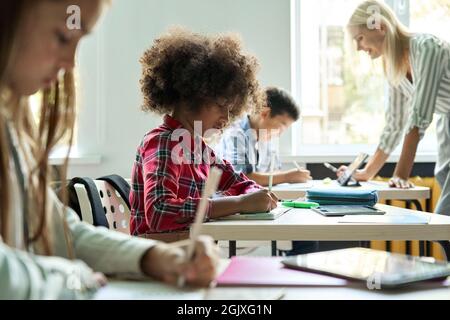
[{"left": 339, "top": 1, "right": 450, "bottom": 223}]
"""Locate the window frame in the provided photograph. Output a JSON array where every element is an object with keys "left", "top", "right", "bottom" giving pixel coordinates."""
[{"left": 289, "top": 0, "right": 438, "bottom": 162}]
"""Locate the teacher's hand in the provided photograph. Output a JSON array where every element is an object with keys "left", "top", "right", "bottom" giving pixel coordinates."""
[
  {"left": 388, "top": 176, "right": 415, "bottom": 189},
  {"left": 336, "top": 166, "right": 371, "bottom": 182}
]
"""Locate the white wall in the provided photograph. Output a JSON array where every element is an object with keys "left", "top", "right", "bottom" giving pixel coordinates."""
[{"left": 69, "top": 0, "right": 292, "bottom": 178}]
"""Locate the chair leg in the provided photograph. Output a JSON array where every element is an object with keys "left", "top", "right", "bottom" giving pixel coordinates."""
[{"left": 271, "top": 241, "right": 277, "bottom": 257}]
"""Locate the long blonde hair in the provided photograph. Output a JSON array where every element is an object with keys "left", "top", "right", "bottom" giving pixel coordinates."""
[
  {"left": 348, "top": 0, "right": 412, "bottom": 86},
  {"left": 0, "top": 1, "right": 76, "bottom": 255}
]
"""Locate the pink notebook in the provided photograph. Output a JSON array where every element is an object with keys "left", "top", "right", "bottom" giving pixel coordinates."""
[{"left": 216, "top": 257, "right": 348, "bottom": 287}]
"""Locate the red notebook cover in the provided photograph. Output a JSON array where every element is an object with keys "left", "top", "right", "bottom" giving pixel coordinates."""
[{"left": 216, "top": 256, "right": 348, "bottom": 287}]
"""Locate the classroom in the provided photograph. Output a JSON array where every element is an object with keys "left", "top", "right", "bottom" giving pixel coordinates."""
[{"left": 1, "top": 0, "right": 450, "bottom": 306}]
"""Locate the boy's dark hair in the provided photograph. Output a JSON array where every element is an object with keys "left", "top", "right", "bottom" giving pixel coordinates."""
[
  {"left": 265, "top": 87, "right": 300, "bottom": 121},
  {"left": 140, "top": 28, "right": 262, "bottom": 120}
]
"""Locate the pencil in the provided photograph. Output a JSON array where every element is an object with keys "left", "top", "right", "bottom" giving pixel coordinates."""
[
  {"left": 292, "top": 160, "right": 302, "bottom": 171},
  {"left": 177, "top": 167, "right": 223, "bottom": 287},
  {"left": 268, "top": 152, "right": 275, "bottom": 192},
  {"left": 324, "top": 162, "right": 338, "bottom": 173}
]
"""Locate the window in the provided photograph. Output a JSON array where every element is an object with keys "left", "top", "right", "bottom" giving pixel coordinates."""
[{"left": 291, "top": 0, "right": 449, "bottom": 158}]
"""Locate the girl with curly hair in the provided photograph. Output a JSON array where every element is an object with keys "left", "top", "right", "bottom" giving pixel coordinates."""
[{"left": 130, "top": 28, "right": 279, "bottom": 235}]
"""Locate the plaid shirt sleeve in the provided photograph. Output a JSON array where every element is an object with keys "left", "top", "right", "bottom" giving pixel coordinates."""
[
  {"left": 214, "top": 157, "right": 262, "bottom": 196},
  {"left": 141, "top": 133, "right": 212, "bottom": 233}
]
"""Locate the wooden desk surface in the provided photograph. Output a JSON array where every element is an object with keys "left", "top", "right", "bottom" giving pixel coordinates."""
[
  {"left": 200, "top": 205, "right": 450, "bottom": 241},
  {"left": 97, "top": 260, "right": 450, "bottom": 300},
  {"left": 271, "top": 180, "right": 430, "bottom": 201}
]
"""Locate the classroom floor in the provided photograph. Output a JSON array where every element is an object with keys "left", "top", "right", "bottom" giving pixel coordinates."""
[{"left": 218, "top": 241, "right": 273, "bottom": 257}]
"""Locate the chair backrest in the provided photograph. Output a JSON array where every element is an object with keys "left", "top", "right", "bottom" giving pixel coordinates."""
[{"left": 73, "top": 180, "right": 131, "bottom": 234}]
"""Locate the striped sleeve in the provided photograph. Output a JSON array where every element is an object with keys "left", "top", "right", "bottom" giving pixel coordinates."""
[
  {"left": 378, "top": 85, "right": 410, "bottom": 154},
  {"left": 406, "top": 37, "right": 448, "bottom": 134}
]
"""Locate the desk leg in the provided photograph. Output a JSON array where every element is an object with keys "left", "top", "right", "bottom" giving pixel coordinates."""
[
  {"left": 271, "top": 241, "right": 277, "bottom": 257},
  {"left": 409, "top": 200, "right": 423, "bottom": 212},
  {"left": 385, "top": 200, "right": 392, "bottom": 252},
  {"left": 419, "top": 241, "right": 426, "bottom": 257},
  {"left": 406, "top": 200, "right": 426, "bottom": 256},
  {"left": 359, "top": 241, "right": 370, "bottom": 248},
  {"left": 426, "top": 241, "right": 432, "bottom": 257},
  {"left": 229, "top": 241, "right": 236, "bottom": 258},
  {"left": 405, "top": 201, "right": 412, "bottom": 255}
]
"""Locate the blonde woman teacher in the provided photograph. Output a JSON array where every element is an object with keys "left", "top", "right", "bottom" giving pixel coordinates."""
[{"left": 338, "top": 0, "right": 450, "bottom": 217}]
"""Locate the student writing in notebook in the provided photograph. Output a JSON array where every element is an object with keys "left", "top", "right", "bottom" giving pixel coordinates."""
[
  {"left": 216, "top": 87, "right": 312, "bottom": 186},
  {"left": 0, "top": 0, "right": 219, "bottom": 299},
  {"left": 216, "top": 87, "right": 315, "bottom": 254},
  {"left": 129, "top": 29, "right": 279, "bottom": 236}
]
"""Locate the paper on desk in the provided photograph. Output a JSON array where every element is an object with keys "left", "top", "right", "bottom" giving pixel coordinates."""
[
  {"left": 338, "top": 213, "right": 430, "bottom": 224},
  {"left": 93, "top": 280, "right": 205, "bottom": 300},
  {"left": 272, "top": 182, "right": 314, "bottom": 190}
]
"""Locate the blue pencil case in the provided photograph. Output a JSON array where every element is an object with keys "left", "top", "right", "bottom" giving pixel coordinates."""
[{"left": 306, "top": 189, "right": 379, "bottom": 206}]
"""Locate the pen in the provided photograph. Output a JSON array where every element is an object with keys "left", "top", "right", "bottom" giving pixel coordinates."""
[
  {"left": 268, "top": 152, "right": 275, "bottom": 192},
  {"left": 324, "top": 162, "right": 339, "bottom": 173},
  {"left": 292, "top": 161, "right": 303, "bottom": 171}
]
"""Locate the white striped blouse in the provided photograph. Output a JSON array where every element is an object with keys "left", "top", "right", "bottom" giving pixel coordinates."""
[{"left": 378, "top": 33, "right": 450, "bottom": 154}]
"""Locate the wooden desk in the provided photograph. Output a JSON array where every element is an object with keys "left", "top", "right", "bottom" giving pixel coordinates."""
[
  {"left": 96, "top": 279, "right": 450, "bottom": 300},
  {"left": 201, "top": 205, "right": 450, "bottom": 259},
  {"left": 96, "top": 260, "right": 450, "bottom": 300},
  {"left": 272, "top": 180, "right": 432, "bottom": 256}
]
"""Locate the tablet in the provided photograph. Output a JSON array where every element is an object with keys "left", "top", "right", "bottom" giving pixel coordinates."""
[
  {"left": 312, "top": 205, "right": 385, "bottom": 217},
  {"left": 337, "top": 153, "right": 369, "bottom": 186},
  {"left": 282, "top": 248, "right": 450, "bottom": 289}
]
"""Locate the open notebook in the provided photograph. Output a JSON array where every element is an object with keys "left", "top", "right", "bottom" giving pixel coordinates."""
[{"left": 216, "top": 206, "right": 291, "bottom": 221}]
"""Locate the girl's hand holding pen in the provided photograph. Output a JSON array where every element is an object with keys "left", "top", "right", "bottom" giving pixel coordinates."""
[{"left": 140, "top": 236, "right": 220, "bottom": 288}]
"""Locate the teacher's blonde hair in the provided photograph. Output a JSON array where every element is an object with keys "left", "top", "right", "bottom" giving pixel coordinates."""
[{"left": 348, "top": 0, "right": 412, "bottom": 86}]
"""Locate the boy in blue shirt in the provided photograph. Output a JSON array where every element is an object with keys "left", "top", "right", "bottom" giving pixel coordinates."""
[
  {"left": 217, "top": 87, "right": 317, "bottom": 254},
  {"left": 217, "top": 87, "right": 311, "bottom": 186}
]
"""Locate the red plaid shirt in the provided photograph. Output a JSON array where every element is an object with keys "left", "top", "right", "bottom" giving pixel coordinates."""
[{"left": 129, "top": 115, "right": 261, "bottom": 235}]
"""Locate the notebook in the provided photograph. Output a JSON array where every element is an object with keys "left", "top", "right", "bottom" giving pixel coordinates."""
[
  {"left": 216, "top": 256, "right": 347, "bottom": 287},
  {"left": 217, "top": 207, "right": 291, "bottom": 221},
  {"left": 272, "top": 181, "right": 314, "bottom": 190}
]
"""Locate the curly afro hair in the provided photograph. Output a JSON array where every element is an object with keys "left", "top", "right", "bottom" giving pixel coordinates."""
[{"left": 140, "top": 28, "right": 263, "bottom": 121}]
